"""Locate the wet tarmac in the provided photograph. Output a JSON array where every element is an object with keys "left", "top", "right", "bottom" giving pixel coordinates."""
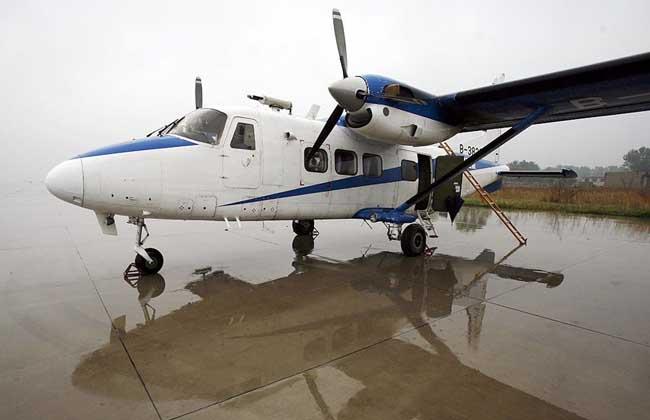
[{"left": 1, "top": 184, "right": 650, "bottom": 420}]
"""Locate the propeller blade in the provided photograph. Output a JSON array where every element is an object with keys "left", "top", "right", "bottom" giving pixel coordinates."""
[
  {"left": 332, "top": 9, "right": 348, "bottom": 78},
  {"left": 306, "top": 105, "right": 344, "bottom": 162},
  {"left": 195, "top": 76, "right": 203, "bottom": 109}
]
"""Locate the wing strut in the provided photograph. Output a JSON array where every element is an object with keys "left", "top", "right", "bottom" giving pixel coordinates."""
[{"left": 396, "top": 107, "right": 548, "bottom": 212}]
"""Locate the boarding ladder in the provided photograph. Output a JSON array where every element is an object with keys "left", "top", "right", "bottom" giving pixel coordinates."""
[{"left": 439, "top": 142, "right": 527, "bottom": 245}]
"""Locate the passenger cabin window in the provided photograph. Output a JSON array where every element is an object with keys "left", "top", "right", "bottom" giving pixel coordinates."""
[
  {"left": 230, "top": 123, "right": 256, "bottom": 150},
  {"left": 335, "top": 149, "right": 357, "bottom": 175},
  {"left": 363, "top": 154, "right": 383, "bottom": 177},
  {"left": 401, "top": 160, "right": 418, "bottom": 181},
  {"left": 304, "top": 148, "right": 328, "bottom": 173}
]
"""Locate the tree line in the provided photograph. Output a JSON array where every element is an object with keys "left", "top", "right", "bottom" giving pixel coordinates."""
[{"left": 507, "top": 147, "right": 649, "bottom": 177}]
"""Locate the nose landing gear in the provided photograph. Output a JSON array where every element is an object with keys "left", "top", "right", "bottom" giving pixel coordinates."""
[
  {"left": 135, "top": 248, "right": 164, "bottom": 274},
  {"left": 129, "top": 217, "right": 164, "bottom": 274}
]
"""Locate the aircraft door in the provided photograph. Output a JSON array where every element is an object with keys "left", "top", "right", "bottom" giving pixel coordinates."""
[
  {"left": 395, "top": 148, "right": 419, "bottom": 207},
  {"left": 223, "top": 118, "right": 261, "bottom": 189},
  {"left": 416, "top": 153, "right": 433, "bottom": 210},
  {"left": 432, "top": 155, "right": 465, "bottom": 220}
]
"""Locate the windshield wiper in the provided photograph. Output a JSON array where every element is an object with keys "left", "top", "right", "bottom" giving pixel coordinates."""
[
  {"left": 162, "top": 117, "right": 184, "bottom": 136},
  {"left": 145, "top": 117, "right": 184, "bottom": 138},
  {"left": 146, "top": 124, "right": 166, "bottom": 137}
]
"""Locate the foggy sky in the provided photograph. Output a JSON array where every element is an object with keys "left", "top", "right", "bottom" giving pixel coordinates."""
[{"left": 1, "top": 0, "right": 649, "bottom": 186}]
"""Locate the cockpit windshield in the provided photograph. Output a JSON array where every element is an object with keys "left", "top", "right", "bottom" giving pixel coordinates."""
[{"left": 166, "top": 108, "right": 228, "bottom": 144}]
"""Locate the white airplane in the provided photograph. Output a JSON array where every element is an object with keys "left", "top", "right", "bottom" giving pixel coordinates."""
[{"left": 45, "top": 9, "right": 650, "bottom": 274}]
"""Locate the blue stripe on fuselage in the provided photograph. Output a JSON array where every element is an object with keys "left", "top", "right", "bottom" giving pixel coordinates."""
[
  {"left": 74, "top": 136, "right": 196, "bottom": 158},
  {"left": 222, "top": 167, "right": 403, "bottom": 206},
  {"left": 222, "top": 159, "right": 502, "bottom": 206}
]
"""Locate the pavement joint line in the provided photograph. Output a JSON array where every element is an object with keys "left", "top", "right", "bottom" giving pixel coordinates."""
[
  {"left": 485, "top": 299, "right": 650, "bottom": 349},
  {"left": 64, "top": 226, "right": 164, "bottom": 420},
  {"left": 169, "top": 298, "right": 484, "bottom": 420},
  {"left": 229, "top": 229, "right": 283, "bottom": 246},
  {"left": 554, "top": 248, "right": 608, "bottom": 273},
  {"left": 479, "top": 281, "right": 532, "bottom": 302}
]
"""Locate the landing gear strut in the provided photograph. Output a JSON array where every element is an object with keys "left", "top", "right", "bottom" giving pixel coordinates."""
[
  {"left": 129, "top": 217, "right": 164, "bottom": 274},
  {"left": 382, "top": 221, "right": 428, "bottom": 257}
]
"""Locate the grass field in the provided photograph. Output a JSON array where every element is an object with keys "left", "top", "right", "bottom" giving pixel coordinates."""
[{"left": 465, "top": 186, "right": 650, "bottom": 218}]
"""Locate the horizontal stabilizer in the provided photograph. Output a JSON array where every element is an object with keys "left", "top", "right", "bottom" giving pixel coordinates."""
[{"left": 497, "top": 169, "right": 577, "bottom": 178}]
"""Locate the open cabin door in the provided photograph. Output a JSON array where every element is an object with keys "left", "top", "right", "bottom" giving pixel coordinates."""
[
  {"left": 415, "top": 154, "right": 433, "bottom": 210},
  {"left": 432, "top": 155, "right": 465, "bottom": 220}
]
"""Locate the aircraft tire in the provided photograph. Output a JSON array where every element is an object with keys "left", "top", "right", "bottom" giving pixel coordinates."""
[
  {"left": 292, "top": 220, "right": 314, "bottom": 236},
  {"left": 401, "top": 224, "right": 427, "bottom": 257},
  {"left": 135, "top": 247, "right": 164, "bottom": 275}
]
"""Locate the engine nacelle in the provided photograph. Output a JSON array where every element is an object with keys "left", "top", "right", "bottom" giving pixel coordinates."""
[{"left": 346, "top": 103, "right": 459, "bottom": 147}]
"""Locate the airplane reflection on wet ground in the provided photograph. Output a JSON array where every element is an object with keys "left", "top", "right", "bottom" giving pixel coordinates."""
[
  {"left": 73, "top": 244, "right": 581, "bottom": 420},
  {"left": 1, "top": 186, "right": 650, "bottom": 420}
]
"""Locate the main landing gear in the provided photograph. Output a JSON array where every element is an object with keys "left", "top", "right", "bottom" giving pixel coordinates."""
[
  {"left": 385, "top": 222, "right": 431, "bottom": 257},
  {"left": 129, "top": 217, "right": 164, "bottom": 274},
  {"left": 400, "top": 224, "right": 427, "bottom": 257}
]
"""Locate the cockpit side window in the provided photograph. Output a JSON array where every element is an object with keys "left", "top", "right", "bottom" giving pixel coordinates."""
[
  {"left": 383, "top": 83, "right": 415, "bottom": 99},
  {"left": 167, "top": 108, "right": 227, "bottom": 145},
  {"left": 230, "top": 123, "right": 256, "bottom": 150}
]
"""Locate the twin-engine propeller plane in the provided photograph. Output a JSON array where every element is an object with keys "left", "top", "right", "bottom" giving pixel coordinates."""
[{"left": 45, "top": 9, "right": 650, "bottom": 274}]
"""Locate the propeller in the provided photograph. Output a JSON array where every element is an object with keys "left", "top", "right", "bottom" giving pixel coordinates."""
[
  {"left": 195, "top": 76, "right": 203, "bottom": 109},
  {"left": 333, "top": 8, "right": 348, "bottom": 78},
  {"left": 307, "top": 9, "right": 368, "bottom": 162},
  {"left": 308, "top": 105, "right": 344, "bottom": 160}
]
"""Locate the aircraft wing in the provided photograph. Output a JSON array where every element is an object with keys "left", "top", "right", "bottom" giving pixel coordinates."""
[{"left": 438, "top": 52, "right": 650, "bottom": 132}]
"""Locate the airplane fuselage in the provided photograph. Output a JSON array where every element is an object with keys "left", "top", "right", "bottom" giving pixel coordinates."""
[{"left": 47, "top": 105, "right": 506, "bottom": 224}]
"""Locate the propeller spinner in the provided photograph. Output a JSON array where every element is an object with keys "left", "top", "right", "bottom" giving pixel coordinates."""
[{"left": 307, "top": 9, "right": 368, "bottom": 161}]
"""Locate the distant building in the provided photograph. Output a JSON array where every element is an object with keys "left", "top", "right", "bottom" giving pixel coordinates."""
[
  {"left": 582, "top": 176, "right": 605, "bottom": 187},
  {"left": 502, "top": 177, "right": 576, "bottom": 188},
  {"left": 604, "top": 171, "right": 650, "bottom": 189}
]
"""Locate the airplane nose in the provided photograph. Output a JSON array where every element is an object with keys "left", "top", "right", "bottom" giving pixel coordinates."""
[{"left": 45, "top": 159, "right": 84, "bottom": 206}]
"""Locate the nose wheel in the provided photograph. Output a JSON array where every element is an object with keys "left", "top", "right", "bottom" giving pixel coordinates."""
[
  {"left": 135, "top": 247, "right": 164, "bottom": 274},
  {"left": 129, "top": 217, "right": 164, "bottom": 275}
]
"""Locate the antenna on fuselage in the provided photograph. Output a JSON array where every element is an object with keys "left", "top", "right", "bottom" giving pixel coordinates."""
[{"left": 247, "top": 94, "right": 293, "bottom": 114}]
